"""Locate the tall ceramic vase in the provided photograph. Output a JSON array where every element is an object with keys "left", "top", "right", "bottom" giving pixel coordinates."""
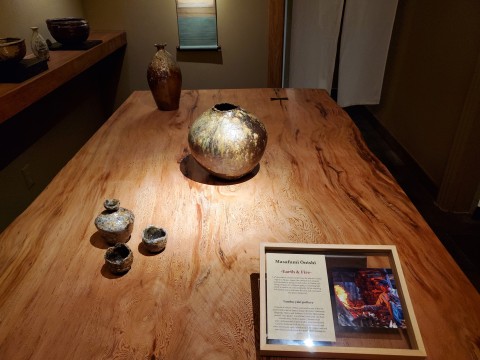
[
  {"left": 147, "top": 43, "right": 182, "bottom": 111},
  {"left": 30, "top": 27, "right": 49, "bottom": 60}
]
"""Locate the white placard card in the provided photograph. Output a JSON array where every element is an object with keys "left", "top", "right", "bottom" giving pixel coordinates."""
[{"left": 266, "top": 252, "right": 336, "bottom": 342}]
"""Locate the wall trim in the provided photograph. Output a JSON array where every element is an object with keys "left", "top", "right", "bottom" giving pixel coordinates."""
[{"left": 267, "top": 0, "right": 285, "bottom": 87}]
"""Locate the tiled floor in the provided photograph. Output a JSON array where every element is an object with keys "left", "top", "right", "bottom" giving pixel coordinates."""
[{"left": 345, "top": 106, "right": 480, "bottom": 292}]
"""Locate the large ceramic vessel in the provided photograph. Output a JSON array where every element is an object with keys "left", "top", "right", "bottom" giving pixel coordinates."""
[
  {"left": 147, "top": 43, "right": 182, "bottom": 111},
  {"left": 188, "top": 103, "right": 268, "bottom": 179}
]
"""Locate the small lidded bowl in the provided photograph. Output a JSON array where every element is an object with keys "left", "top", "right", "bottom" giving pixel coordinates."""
[
  {"left": 104, "top": 243, "right": 133, "bottom": 274},
  {"left": 142, "top": 226, "right": 168, "bottom": 253},
  {"left": 46, "top": 17, "right": 90, "bottom": 45},
  {"left": 0, "top": 38, "right": 26, "bottom": 63},
  {"left": 94, "top": 199, "right": 134, "bottom": 245}
]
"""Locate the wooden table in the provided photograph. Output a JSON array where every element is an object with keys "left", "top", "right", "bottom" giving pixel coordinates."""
[
  {"left": 0, "top": 89, "right": 478, "bottom": 359},
  {"left": 0, "top": 31, "right": 127, "bottom": 124}
]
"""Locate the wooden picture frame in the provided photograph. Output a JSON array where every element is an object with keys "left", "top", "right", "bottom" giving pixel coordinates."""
[{"left": 259, "top": 243, "right": 426, "bottom": 359}]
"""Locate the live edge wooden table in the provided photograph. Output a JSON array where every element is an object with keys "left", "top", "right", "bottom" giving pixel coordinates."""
[{"left": 0, "top": 89, "right": 478, "bottom": 359}]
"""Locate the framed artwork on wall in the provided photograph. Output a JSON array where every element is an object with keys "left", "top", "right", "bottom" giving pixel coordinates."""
[{"left": 176, "top": 0, "right": 220, "bottom": 51}]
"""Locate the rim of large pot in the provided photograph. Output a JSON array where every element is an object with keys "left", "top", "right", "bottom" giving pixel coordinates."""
[{"left": 213, "top": 103, "right": 238, "bottom": 112}]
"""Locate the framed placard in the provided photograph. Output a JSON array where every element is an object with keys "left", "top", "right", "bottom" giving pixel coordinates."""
[{"left": 259, "top": 243, "right": 426, "bottom": 359}]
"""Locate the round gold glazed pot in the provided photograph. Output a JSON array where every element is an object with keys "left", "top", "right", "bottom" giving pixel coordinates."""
[{"left": 188, "top": 103, "right": 268, "bottom": 180}]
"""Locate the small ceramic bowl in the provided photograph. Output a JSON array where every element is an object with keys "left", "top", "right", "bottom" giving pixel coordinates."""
[
  {"left": 104, "top": 243, "right": 133, "bottom": 274},
  {"left": 0, "top": 38, "right": 26, "bottom": 63},
  {"left": 142, "top": 226, "right": 168, "bottom": 253},
  {"left": 46, "top": 18, "right": 90, "bottom": 45}
]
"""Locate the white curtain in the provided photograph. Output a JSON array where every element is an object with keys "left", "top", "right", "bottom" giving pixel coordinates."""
[
  {"left": 289, "top": 0, "right": 344, "bottom": 94},
  {"left": 288, "top": 0, "right": 398, "bottom": 107},
  {"left": 337, "top": 0, "right": 398, "bottom": 107}
]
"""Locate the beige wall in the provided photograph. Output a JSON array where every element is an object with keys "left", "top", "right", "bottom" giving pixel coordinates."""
[
  {"left": 83, "top": 0, "right": 268, "bottom": 105},
  {"left": 0, "top": 0, "right": 84, "bottom": 47},
  {"left": 370, "top": 0, "right": 480, "bottom": 193}
]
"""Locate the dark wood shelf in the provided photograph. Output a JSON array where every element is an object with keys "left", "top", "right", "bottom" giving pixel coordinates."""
[{"left": 0, "top": 31, "right": 127, "bottom": 124}]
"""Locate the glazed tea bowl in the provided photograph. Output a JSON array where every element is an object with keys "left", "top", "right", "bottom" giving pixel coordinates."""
[
  {"left": 46, "top": 17, "right": 90, "bottom": 45},
  {"left": 0, "top": 38, "right": 26, "bottom": 63}
]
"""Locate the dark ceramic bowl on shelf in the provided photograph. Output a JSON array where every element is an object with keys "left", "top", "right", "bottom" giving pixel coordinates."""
[
  {"left": 46, "top": 17, "right": 90, "bottom": 45},
  {"left": 0, "top": 38, "right": 26, "bottom": 63}
]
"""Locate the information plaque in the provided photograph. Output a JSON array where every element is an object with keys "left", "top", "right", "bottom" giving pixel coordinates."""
[
  {"left": 259, "top": 243, "right": 426, "bottom": 359},
  {"left": 266, "top": 252, "right": 336, "bottom": 343}
]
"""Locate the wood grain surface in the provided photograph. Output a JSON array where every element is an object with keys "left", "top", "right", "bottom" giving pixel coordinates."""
[{"left": 0, "top": 89, "right": 478, "bottom": 359}]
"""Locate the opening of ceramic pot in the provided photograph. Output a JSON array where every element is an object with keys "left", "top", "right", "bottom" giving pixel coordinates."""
[
  {"left": 106, "top": 244, "right": 131, "bottom": 264},
  {"left": 104, "top": 198, "right": 120, "bottom": 211},
  {"left": 143, "top": 226, "right": 166, "bottom": 241},
  {"left": 214, "top": 103, "right": 237, "bottom": 111}
]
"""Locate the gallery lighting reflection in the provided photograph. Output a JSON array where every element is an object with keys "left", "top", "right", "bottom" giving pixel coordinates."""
[{"left": 303, "top": 337, "right": 314, "bottom": 347}]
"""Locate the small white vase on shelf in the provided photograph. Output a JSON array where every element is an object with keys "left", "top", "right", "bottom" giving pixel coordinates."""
[{"left": 30, "top": 27, "right": 50, "bottom": 60}]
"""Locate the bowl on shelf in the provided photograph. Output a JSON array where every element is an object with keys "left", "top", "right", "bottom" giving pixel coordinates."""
[
  {"left": 46, "top": 17, "right": 90, "bottom": 45},
  {"left": 0, "top": 38, "right": 26, "bottom": 63}
]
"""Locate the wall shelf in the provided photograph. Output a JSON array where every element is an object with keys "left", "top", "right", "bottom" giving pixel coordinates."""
[{"left": 0, "top": 31, "right": 127, "bottom": 124}]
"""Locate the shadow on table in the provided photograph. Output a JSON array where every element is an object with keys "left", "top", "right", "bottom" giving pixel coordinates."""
[
  {"left": 90, "top": 231, "right": 110, "bottom": 249},
  {"left": 137, "top": 242, "right": 166, "bottom": 257},
  {"left": 100, "top": 263, "right": 129, "bottom": 279},
  {"left": 179, "top": 154, "right": 259, "bottom": 185}
]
